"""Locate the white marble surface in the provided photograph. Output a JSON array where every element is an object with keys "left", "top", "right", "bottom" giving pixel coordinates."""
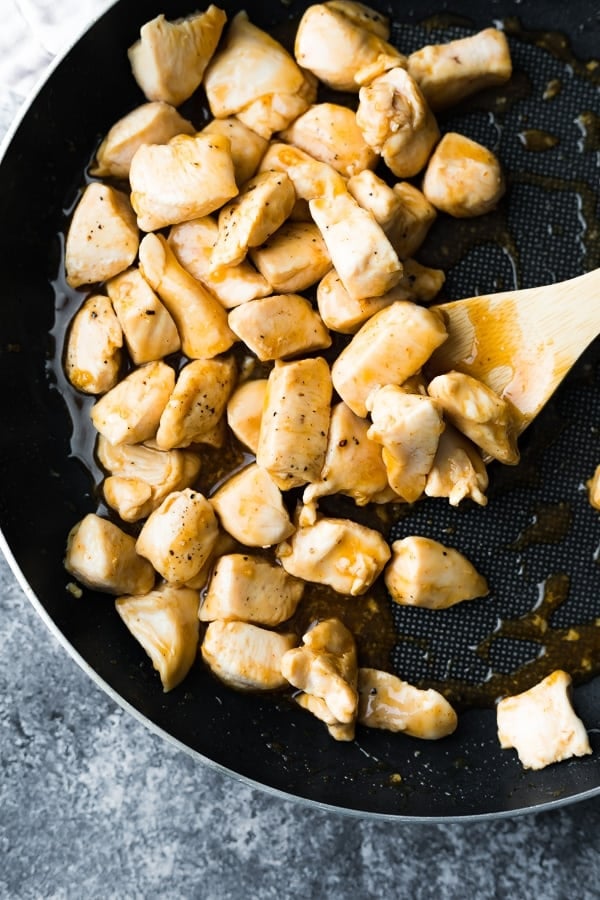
[{"left": 2, "top": 2, "right": 600, "bottom": 897}]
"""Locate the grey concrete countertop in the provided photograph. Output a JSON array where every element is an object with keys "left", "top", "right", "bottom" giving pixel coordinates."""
[{"left": 1, "top": 2, "right": 600, "bottom": 897}]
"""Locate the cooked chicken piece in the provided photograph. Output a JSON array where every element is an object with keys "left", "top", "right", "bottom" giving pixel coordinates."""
[
  {"left": 277, "top": 514, "right": 390, "bottom": 596},
  {"left": 129, "top": 133, "right": 238, "bottom": 232},
  {"left": 90, "top": 101, "right": 195, "bottom": 180},
  {"left": 309, "top": 192, "right": 403, "bottom": 302},
  {"left": 347, "top": 169, "right": 404, "bottom": 231},
  {"left": 258, "top": 142, "right": 346, "bottom": 202},
  {"left": 384, "top": 535, "right": 489, "bottom": 609},
  {"left": 128, "top": 7, "right": 227, "bottom": 106},
  {"left": 201, "top": 620, "right": 296, "bottom": 691},
  {"left": 356, "top": 67, "right": 440, "bottom": 178},
  {"left": 103, "top": 478, "right": 155, "bottom": 524},
  {"left": 204, "top": 11, "right": 316, "bottom": 139},
  {"left": 202, "top": 117, "right": 268, "bottom": 186},
  {"left": 116, "top": 586, "right": 200, "bottom": 691},
  {"left": 249, "top": 221, "right": 331, "bottom": 294},
  {"left": 229, "top": 294, "right": 331, "bottom": 362},
  {"left": 294, "top": 693, "right": 355, "bottom": 741},
  {"left": 281, "top": 618, "right": 358, "bottom": 731},
  {"left": 386, "top": 182, "right": 437, "bottom": 258},
  {"left": 357, "top": 668, "right": 457, "bottom": 739},
  {"left": 427, "top": 371, "right": 519, "bottom": 464},
  {"left": 256, "top": 357, "right": 332, "bottom": 490},
  {"left": 139, "top": 233, "right": 235, "bottom": 359},
  {"left": 65, "top": 295, "right": 123, "bottom": 394},
  {"left": 398, "top": 258, "right": 445, "bottom": 303},
  {"left": 106, "top": 268, "right": 181, "bottom": 365},
  {"left": 294, "top": 2, "right": 405, "bottom": 92},
  {"left": 65, "top": 513, "right": 155, "bottom": 596},
  {"left": 211, "top": 171, "right": 296, "bottom": 270},
  {"left": 331, "top": 301, "right": 447, "bottom": 416},
  {"left": 367, "top": 384, "right": 444, "bottom": 503},
  {"left": 226, "top": 378, "right": 267, "bottom": 453},
  {"left": 168, "top": 217, "right": 271, "bottom": 309},
  {"left": 199, "top": 553, "right": 304, "bottom": 625},
  {"left": 408, "top": 28, "right": 512, "bottom": 110},
  {"left": 156, "top": 356, "right": 237, "bottom": 450},
  {"left": 91, "top": 360, "right": 175, "bottom": 446},
  {"left": 184, "top": 529, "right": 237, "bottom": 591},
  {"left": 136, "top": 488, "right": 219, "bottom": 584},
  {"left": 425, "top": 424, "right": 488, "bottom": 507},
  {"left": 422, "top": 133, "right": 505, "bottom": 218},
  {"left": 280, "top": 102, "right": 377, "bottom": 178},
  {"left": 192, "top": 417, "right": 226, "bottom": 449},
  {"left": 587, "top": 464, "right": 600, "bottom": 510},
  {"left": 65, "top": 183, "right": 139, "bottom": 288},
  {"left": 211, "top": 463, "right": 295, "bottom": 547},
  {"left": 497, "top": 670, "right": 591, "bottom": 770}
]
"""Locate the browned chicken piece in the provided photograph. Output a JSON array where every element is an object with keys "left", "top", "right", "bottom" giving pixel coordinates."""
[
  {"left": 201, "top": 620, "right": 297, "bottom": 690},
  {"left": 204, "top": 11, "right": 317, "bottom": 139},
  {"left": 136, "top": 488, "right": 219, "bottom": 584},
  {"left": 129, "top": 133, "right": 238, "bottom": 232},
  {"left": 65, "top": 183, "right": 139, "bottom": 288},
  {"left": 294, "top": 693, "right": 355, "bottom": 741},
  {"left": 331, "top": 301, "right": 447, "bottom": 417},
  {"left": 258, "top": 141, "right": 346, "bottom": 202},
  {"left": 106, "top": 268, "right": 181, "bottom": 365},
  {"left": 294, "top": 2, "right": 405, "bottom": 92},
  {"left": 156, "top": 356, "right": 237, "bottom": 450},
  {"left": 427, "top": 371, "right": 519, "bottom": 464},
  {"left": 425, "top": 424, "right": 489, "bottom": 507},
  {"left": 210, "top": 463, "right": 295, "bottom": 547},
  {"left": 385, "top": 182, "right": 438, "bottom": 258},
  {"left": 587, "top": 464, "right": 600, "bottom": 510},
  {"left": 90, "top": 101, "right": 195, "bottom": 180},
  {"left": 422, "top": 133, "right": 505, "bottom": 217},
  {"left": 128, "top": 7, "right": 227, "bottom": 106},
  {"left": 139, "top": 233, "right": 236, "bottom": 359},
  {"left": 398, "top": 259, "right": 445, "bottom": 303},
  {"left": 357, "top": 668, "right": 458, "bottom": 739},
  {"left": 199, "top": 553, "right": 304, "bottom": 625},
  {"left": 497, "top": 670, "right": 591, "bottom": 770},
  {"left": 384, "top": 535, "right": 489, "bottom": 609},
  {"left": 65, "top": 513, "right": 155, "bottom": 596},
  {"left": 116, "top": 586, "right": 200, "bottom": 691},
  {"left": 65, "top": 295, "right": 123, "bottom": 394},
  {"left": 184, "top": 530, "right": 237, "bottom": 591},
  {"left": 408, "top": 28, "right": 512, "bottom": 110},
  {"left": 249, "top": 221, "right": 331, "bottom": 293},
  {"left": 91, "top": 360, "right": 175, "bottom": 446},
  {"left": 256, "top": 357, "right": 332, "bottom": 490},
  {"left": 202, "top": 117, "right": 269, "bottom": 185},
  {"left": 229, "top": 294, "right": 331, "bottom": 362},
  {"left": 226, "top": 378, "right": 268, "bottom": 453},
  {"left": 346, "top": 169, "right": 403, "bottom": 231},
  {"left": 356, "top": 67, "right": 440, "bottom": 178},
  {"left": 280, "top": 102, "right": 377, "bottom": 177}
]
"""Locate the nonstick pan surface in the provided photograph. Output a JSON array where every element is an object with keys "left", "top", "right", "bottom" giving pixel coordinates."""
[{"left": 1, "top": 0, "right": 599, "bottom": 820}]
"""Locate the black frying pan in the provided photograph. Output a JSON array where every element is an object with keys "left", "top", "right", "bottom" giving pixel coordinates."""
[{"left": 1, "top": 0, "right": 599, "bottom": 820}]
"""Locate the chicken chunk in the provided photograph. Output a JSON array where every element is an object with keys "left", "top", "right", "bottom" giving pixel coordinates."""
[
  {"left": 128, "top": 7, "right": 227, "bottom": 106},
  {"left": 65, "top": 513, "right": 155, "bottom": 596},
  {"left": 425, "top": 424, "right": 488, "bottom": 507},
  {"left": 136, "top": 488, "right": 219, "bottom": 584},
  {"left": 277, "top": 515, "right": 390, "bottom": 596},
  {"left": 139, "top": 233, "right": 235, "bottom": 359},
  {"left": 229, "top": 294, "right": 331, "bottom": 362},
  {"left": 226, "top": 378, "right": 267, "bottom": 453},
  {"left": 201, "top": 620, "right": 296, "bottom": 691},
  {"left": 357, "top": 668, "right": 457, "bottom": 739},
  {"left": 106, "top": 268, "right": 181, "bottom": 365},
  {"left": 408, "top": 28, "right": 512, "bottom": 110},
  {"left": 384, "top": 535, "right": 489, "bottom": 609},
  {"left": 367, "top": 385, "right": 445, "bottom": 503},
  {"left": 294, "top": 693, "right": 355, "bottom": 741},
  {"left": 309, "top": 191, "right": 403, "bottom": 303},
  {"left": 90, "top": 101, "right": 195, "bottom": 180},
  {"left": 587, "top": 464, "right": 600, "bottom": 510},
  {"left": 331, "top": 301, "right": 447, "bottom": 417},
  {"left": 156, "top": 356, "right": 237, "bottom": 450},
  {"left": 202, "top": 117, "right": 268, "bottom": 186},
  {"left": 497, "top": 670, "right": 591, "bottom": 770},
  {"left": 211, "top": 463, "right": 295, "bottom": 547},
  {"left": 65, "top": 295, "right": 123, "bottom": 394},
  {"left": 280, "top": 102, "right": 377, "bottom": 178},
  {"left": 316, "top": 269, "right": 395, "bottom": 334},
  {"left": 199, "top": 554, "right": 304, "bottom": 625},
  {"left": 258, "top": 142, "right": 346, "bottom": 202},
  {"left": 346, "top": 169, "right": 404, "bottom": 232},
  {"left": 427, "top": 371, "right": 519, "bottom": 464},
  {"left": 385, "top": 182, "right": 438, "bottom": 259},
  {"left": 65, "top": 183, "right": 139, "bottom": 288},
  {"left": 129, "top": 133, "right": 238, "bottom": 232},
  {"left": 249, "top": 221, "right": 331, "bottom": 294},
  {"left": 256, "top": 357, "right": 332, "bottom": 490},
  {"left": 422, "top": 133, "right": 505, "bottom": 218},
  {"left": 90, "top": 360, "right": 175, "bottom": 446},
  {"left": 184, "top": 529, "right": 237, "bottom": 591},
  {"left": 204, "top": 11, "right": 316, "bottom": 139},
  {"left": 356, "top": 67, "right": 440, "bottom": 178},
  {"left": 116, "top": 586, "right": 200, "bottom": 691}
]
